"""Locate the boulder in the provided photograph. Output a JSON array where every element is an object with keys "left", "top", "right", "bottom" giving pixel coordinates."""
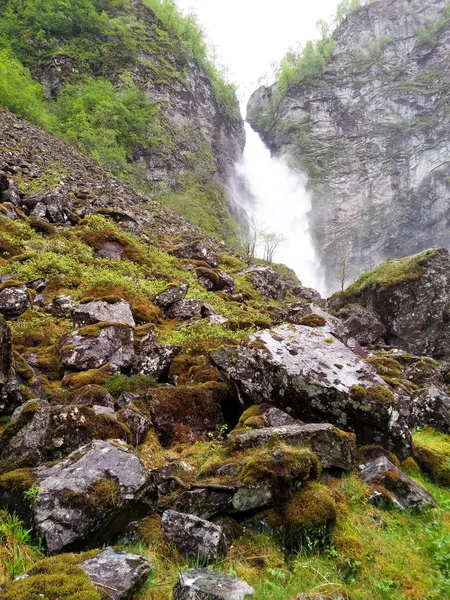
[
  {"left": 359, "top": 456, "right": 436, "bottom": 511},
  {"left": 166, "top": 299, "right": 216, "bottom": 321},
  {"left": 229, "top": 424, "right": 356, "bottom": 470},
  {"left": 154, "top": 283, "right": 189, "bottom": 308},
  {"left": 329, "top": 248, "right": 450, "bottom": 359},
  {"left": 73, "top": 299, "right": 135, "bottom": 328},
  {"left": 72, "top": 384, "right": 115, "bottom": 409},
  {"left": 161, "top": 510, "right": 229, "bottom": 563},
  {"left": 79, "top": 547, "right": 152, "bottom": 600},
  {"left": 336, "top": 304, "right": 387, "bottom": 347},
  {"left": 146, "top": 382, "right": 227, "bottom": 445},
  {"left": 212, "top": 323, "right": 411, "bottom": 458},
  {"left": 95, "top": 240, "right": 124, "bottom": 259},
  {"left": 409, "top": 386, "right": 450, "bottom": 433},
  {"left": 167, "top": 488, "right": 233, "bottom": 520},
  {"left": 238, "top": 265, "right": 287, "bottom": 300},
  {"left": 174, "top": 569, "right": 254, "bottom": 600},
  {"left": 44, "top": 294, "right": 75, "bottom": 318},
  {"left": 0, "top": 281, "right": 30, "bottom": 318},
  {"left": 132, "top": 332, "right": 182, "bottom": 380},
  {"left": 0, "top": 399, "right": 131, "bottom": 466},
  {"left": 197, "top": 268, "right": 234, "bottom": 292},
  {"left": 58, "top": 323, "right": 135, "bottom": 373},
  {"left": 5, "top": 440, "right": 157, "bottom": 553},
  {"left": 118, "top": 406, "right": 152, "bottom": 446},
  {"left": 0, "top": 316, "right": 18, "bottom": 416},
  {"left": 21, "top": 185, "right": 73, "bottom": 223},
  {"left": 234, "top": 404, "right": 301, "bottom": 431},
  {"left": 173, "top": 240, "right": 219, "bottom": 268}
]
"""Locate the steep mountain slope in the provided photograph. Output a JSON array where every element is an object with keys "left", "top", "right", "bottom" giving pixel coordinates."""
[
  {"left": 0, "top": 0, "right": 245, "bottom": 244},
  {"left": 248, "top": 0, "right": 450, "bottom": 291}
]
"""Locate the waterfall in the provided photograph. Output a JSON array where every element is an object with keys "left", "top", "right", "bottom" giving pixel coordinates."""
[{"left": 233, "top": 124, "right": 325, "bottom": 295}]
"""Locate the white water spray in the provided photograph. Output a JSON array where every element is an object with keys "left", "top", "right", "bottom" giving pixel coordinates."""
[{"left": 234, "top": 124, "right": 325, "bottom": 295}]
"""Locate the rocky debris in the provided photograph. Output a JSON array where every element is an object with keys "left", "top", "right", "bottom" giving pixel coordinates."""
[
  {"left": 73, "top": 299, "right": 135, "bottom": 328},
  {"left": 212, "top": 323, "right": 411, "bottom": 457},
  {"left": 173, "top": 240, "right": 219, "bottom": 268},
  {"left": 58, "top": 323, "right": 134, "bottom": 373},
  {"left": 0, "top": 281, "right": 31, "bottom": 318},
  {"left": 166, "top": 299, "right": 216, "bottom": 321},
  {"left": 238, "top": 265, "right": 287, "bottom": 300},
  {"left": 44, "top": 294, "right": 75, "bottom": 318},
  {"left": 174, "top": 569, "right": 254, "bottom": 600},
  {"left": 95, "top": 240, "right": 125, "bottom": 259},
  {"left": 118, "top": 406, "right": 152, "bottom": 446},
  {"left": 3, "top": 440, "right": 157, "bottom": 553},
  {"left": 72, "top": 384, "right": 115, "bottom": 409},
  {"left": 229, "top": 424, "right": 356, "bottom": 471},
  {"left": 168, "top": 488, "right": 234, "bottom": 520},
  {"left": 154, "top": 283, "right": 189, "bottom": 309},
  {"left": 409, "top": 386, "right": 450, "bottom": 434},
  {"left": 161, "top": 510, "right": 229, "bottom": 563},
  {"left": 197, "top": 268, "right": 234, "bottom": 292},
  {"left": 359, "top": 456, "right": 436, "bottom": 511},
  {"left": 234, "top": 404, "right": 300, "bottom": 430},
  {"left": 330, "top": 249, "right": 450, "bottom": 359},
  {"left": 293, "top": 285, "right": 324, "bottom": 306},
  {"left": 336, "top": 304, "right": 387, "bottom": 347},
  {"left": 146, "top": 382, "right": 227, "bottom": 445},
  {"left": 0, "top": 399, "right": 131, "bottom": 465},
  {"left": 78, "top": 547, "right": 152, "bottom": 600},
  {"left": 132, "top": 332, "right": 182, "bottom": 380},
  {"left": 19, "top": 185, "right": 73, "bottom": 223}
]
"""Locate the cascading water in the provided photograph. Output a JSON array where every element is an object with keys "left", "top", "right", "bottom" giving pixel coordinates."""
[{"left": 234, "top": 123, "right": 325, "bottom": 295}]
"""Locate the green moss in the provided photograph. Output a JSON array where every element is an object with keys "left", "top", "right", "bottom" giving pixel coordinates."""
[
  {"left": 0, "top": 279, "right": 23, "bottom": 292},
  {"left": 300, "top": 313, "right": 327, "bottom": 328},
  {"left": 366, "top": 356, "right": 403, "bottom": 379},
  {"left": 234, "top": 404, "right": 272, "bottom": 431},
  {"left": 78, "top": 322, "right": 133, "bottom": 338},
  {"left": 414, "top": 445, "right": 450, "bottom": 486},
  {"left": 0, "top": 551, "right": 102, "bottom": 600},
  {"left": 62, "top": 365, "right": 112, "bottom": 390},
  {"left": 366, "top": 386, "right": 395, "bottom": 405},
  {"left": 104, "top": 374, "right": 156, "bottom": 397},
  {"left": 195, "top": 267, "right": 220, "bottom": 285},
  {"left": 0, "top": 401, "right": 41, "bottom": 443},
  {"left": 90, "top": 478, "right": 121, "bottom": 508},
  {"left": 350, "top": 385, "right": 367, "bottom": 401},
  {"left": 0, "top": 468, "right": 36, "bottom": 494}
]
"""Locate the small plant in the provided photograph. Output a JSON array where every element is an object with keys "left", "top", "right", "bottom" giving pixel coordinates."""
[{"left": 23, "top": 484, "right": 40, "bottom": 505}]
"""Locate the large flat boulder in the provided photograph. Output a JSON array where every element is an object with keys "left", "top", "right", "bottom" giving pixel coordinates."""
[
  {"left": 212, "top": 323, "right": 411, "bottom": 457},
  {"left": 174, "top": 569, "right": 254, "bottom": 600},
  {"left": 73, "top": 299, "right": 135, "bottom": 328},
  {"left": 0, "top": 440, "right": 157, "bottom": 553},
  {"left": 229, "top": 424, "right": 356, "bottom": 470}
]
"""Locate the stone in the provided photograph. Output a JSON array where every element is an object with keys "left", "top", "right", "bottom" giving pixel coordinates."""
[
  {"left": 212, "top": 323, "right": 411, "bottom": 458},
  {"left": 359, "top": 456, "right": 436, "bottom": 511},
  {"left": 146, "top": 382, "right": 227, "bottom": 445},
  {"left": 118, "top": 406, "right": 152, "bottom": 446},
  {"left": 161, "top": 510, "right": 229, "bottom": 563},
  {"left": 95, "top": 240, "right": 124, "bottom": 259},
  {"left": 72, "top": 384, "right": 115, "bottom": 409},
  {"left": 173, "top": 241, "right": 219, "bottom": 268},
  {"left": 58, "top": 323, "right": 135, "bottom": 372},
  {"left": 337, "top": 304, "right": 387, "bottom": 347},
  {"left": 174, "top": 569, "right": 254, "bottom": 600},
  {"left": 330, "top": 249, "right": 450, "bottom": 359},
  {"left": 0, "top": 282, "right": 30, "bottom": 318},
  {"left": 166, "top": 299, "right": 216, "bottom": 321},
  {"left": 229, "top": 424, "right": 356, "bottom": 471},
  {"left": 45, "top": 294, "right": 75, "bottom": 318},
  {"left": 5, "top": 440, "right": 157, "bottom": 553},
  {"left": 79, "top": 547, "right": 151, "bottom": 600},
  {"left": 168, "top": 488, "right": 233, "bottom": 519},
  {"left": 154, "top": 283, "right": 189, "bottom": 308},
  {"left": 409, "top": 386, "right": 450, "bottom": 434},
  {"left": 235, "top": 404, "right": 300, "bottom": 431},
  {"left": 21, "top": 185, "right": 73, "bottom": 223},
  {"left": 73, "top": 299, "right": 135, "bottom": 328},
  {"left": 132, "top": 332, "right": 182, "bottom": 380},
  {"left": 197, "top": 268, "right": 234, "bottom": 292},
  {"left": 0, "top": 399, "right": 131, "bottom": 465},
  {"left": 238, "top": 265, "right": 287, "bottom": 300},
  {"left": 0, "top": 316, "right": 17, "bottom": 416}
]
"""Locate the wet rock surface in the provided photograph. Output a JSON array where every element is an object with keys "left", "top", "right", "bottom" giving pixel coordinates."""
[
  {"left": 132, "top": 332, "right": 182, "bottom": 380},
  {"left": 154, "top": 283, "right": 189, "bottom": 308},
  {"left": 0, "top": 282, "right": 30, "bottom": 318},
  {"left": 73, "top": 299, "right": 135, "bottom": 328},
  {"left": 174, "top": 568, "right": 254, "bottom": 600}
]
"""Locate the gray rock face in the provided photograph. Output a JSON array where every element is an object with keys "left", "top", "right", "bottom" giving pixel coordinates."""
[
  {"left": 32, "top": 440, "right": 157, "bottom": 553},
  {"left": 118, "top": 406, "right": 152, "bottom": 446},
  {"left": 0, "top": 282, "right": 30, "bottom": 318},
  {"left": 95, "top": 240, "right": 124, "bottom": 259},
  {"left": 161, "top": 510, "right": 229, "bottom": 563},
  {"left": 174, "top": 569, "right": 254, "bottom": 600},
  {"left": 168, "top": 488, "right": 234, "bottom": 520},
  {"left": 330, "top": 248, "right": 450, "bottom": 358},
  {"left": 73, "top": 300, "right": 135, "bottom": 328},
  {"left": 359, "top": 456, "right": 436, "bottom": 511},
  {"left": 79, "top": 547, "right": 152, "bottom": 600},
  {"left": 58, "top": 323, "right": 135, "bottom": 372},
  {"left": 212, "top": 322, "right": 411, "bottom": 457},
  {"left": 247, "top": 0, "right": 450, "bottom": 292},
  {"left": 166, "top": 299, "right": 216, "bottom": 321},
  {"left": 20, "top": 185, "right": 73, "bottom": 223},
  {"left": 229, "top": 424, "right": 356, "bottom": 470},
  {"left": 44, "top": 294, "right": 75, "bottom": 318},
  {"left": 197, "top": 269, "right": 234, "bottom": 292},
  {"left": 410, "top": 386, "right": 450, "bottom": 433},
  {"left": 0, "top": 316, "right": 17, "bottom": 416},
  {"left": 238, "top": 265, "right": 287, "bottom": 300},
  {"left": 337, "top": 304, "right": 387, "bottom": 347},
  {"left": 173, "top": 241, "right": 219, "bottom": 267},
  {"left": 154, "top": 283, "right": 189, "bottom": 308},
  {"left": 132, "top": 332, "right": 182, "bottom": 380}
]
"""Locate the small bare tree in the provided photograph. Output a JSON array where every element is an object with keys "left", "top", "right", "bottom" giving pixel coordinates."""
[
  {"left": 336, "top": 250, "right": 353, "bottom": 290},
  {"left": 239, "top": 217, "right": 265, "bottom": 265},
  {"left": 262, "top": 232, "right": 287, "bottom": 264}
]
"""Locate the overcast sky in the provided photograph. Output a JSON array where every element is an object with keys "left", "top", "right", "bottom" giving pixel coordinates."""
[{"left": 175, "top": 0, "right": 342, "bottom": 101}]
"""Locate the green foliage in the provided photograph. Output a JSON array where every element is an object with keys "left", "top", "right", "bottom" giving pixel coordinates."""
[
  {"left": 0, "top": 513, "right": 43, "bottom": 583},
  {"left": 419, "top": 5, "right": 450, "bottom": 46},
  {"left": 104, "top": 373, "right": 156, "bottom": 396}
]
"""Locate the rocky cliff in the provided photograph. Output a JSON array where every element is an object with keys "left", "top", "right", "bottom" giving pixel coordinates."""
[{"left": 248, "top": 0, "right": 450, "bottom": 292}]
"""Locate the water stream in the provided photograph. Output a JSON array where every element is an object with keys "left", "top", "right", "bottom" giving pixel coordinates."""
[{"left": 233, "top": 124, "right": 325, "bottom": 295}]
